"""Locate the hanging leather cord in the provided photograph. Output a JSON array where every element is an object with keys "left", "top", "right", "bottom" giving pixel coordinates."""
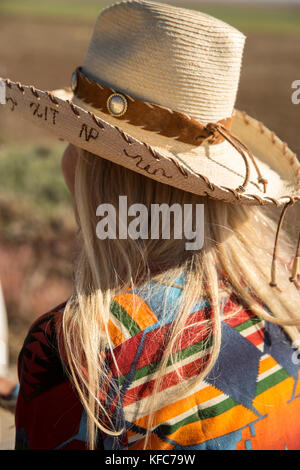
[
  {"left": 270, "top": 198, "right": 300, "bottom": 290},
  {"left": 205, "top": 122, "right": 268, "bottom": 194},
  {"left": 290, "top": 233, "right": 300, "bottom": 284},
  {"left": 206, "top": 121, "right": 299, "bottom": 290}
]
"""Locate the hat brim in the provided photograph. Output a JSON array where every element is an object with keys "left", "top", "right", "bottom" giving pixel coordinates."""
[{"left": 2, "top": 78, "right": 300, "bottom": 206}]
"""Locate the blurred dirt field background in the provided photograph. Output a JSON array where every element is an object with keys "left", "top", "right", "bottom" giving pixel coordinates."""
[{"left": 0, "top": 0, "right": 300, "bottom": 409}]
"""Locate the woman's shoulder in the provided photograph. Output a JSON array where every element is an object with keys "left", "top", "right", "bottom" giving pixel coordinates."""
[
  {"left": 15, "top": 301, "right": 90, "bottom": 450},
  {"left": 17, "top": 301, "right": 68, "bottom": 391},
  {"left": 24, "top": 301, "right": 66, "bottom": 329},
  {"left": 20, "top": 301, "right": 66, "bottom": 351}
]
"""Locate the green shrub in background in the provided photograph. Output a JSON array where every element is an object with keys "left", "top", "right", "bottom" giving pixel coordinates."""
[
  {"left": 0, "top": 142, "right": 71, "bottom": 212},
  {"left": 0, "top": 142, "right": 75, "bottom": 243}
]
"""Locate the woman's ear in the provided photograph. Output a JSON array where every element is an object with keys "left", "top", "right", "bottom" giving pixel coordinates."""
[
  {"left": 61, "top": 144, "right": 80, "bottom": 227},
  {"left": 61, "top": 144, "right": 79, "bottom": 196}
]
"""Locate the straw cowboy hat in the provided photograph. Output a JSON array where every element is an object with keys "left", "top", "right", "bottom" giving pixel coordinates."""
[{"left": 1, "top": 0, "right": 300, "bottom": 209}]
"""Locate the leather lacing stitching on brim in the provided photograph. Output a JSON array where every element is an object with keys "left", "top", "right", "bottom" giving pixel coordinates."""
[
  {"left": 47, "top": 93, "right": 59, "bottom": 106},
  {"left": 2, "top": 78, "right": 300, "bottom": 204},
  {"left": 16, "top": 82, "right": 25, "bottom": 94},
  {"left": 270, "top": 196, "right": 300, "bottom": 291},
  {"left": 88, "top": 111, "right": 105, "bottom": 130},
  {"left": 204, "top": 122, "right": 268, "bottom": 194},
  {"left": 30, "top": 85, "right": 40, "bottom": 100},
  {"left": 66, "top": 99, "right": 81, "bottom": 118}
]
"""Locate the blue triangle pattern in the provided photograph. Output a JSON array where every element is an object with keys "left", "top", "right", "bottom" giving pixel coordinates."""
[{"left": 206, "top": 321, "right": 263, "bottom": 411}]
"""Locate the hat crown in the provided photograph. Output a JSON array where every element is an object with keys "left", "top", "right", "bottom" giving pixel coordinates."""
[{"left": 82, "top": 0, "right": 246, "bottom": 123}]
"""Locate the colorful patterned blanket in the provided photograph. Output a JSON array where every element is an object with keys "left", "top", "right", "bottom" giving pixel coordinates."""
[{"left": 15, "top": 280, "right": 300, "bottom": 450}]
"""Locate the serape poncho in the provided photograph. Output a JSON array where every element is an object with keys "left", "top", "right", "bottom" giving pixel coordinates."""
[{"left": 15, "top": 277, "right": 300, "bottom": 450}]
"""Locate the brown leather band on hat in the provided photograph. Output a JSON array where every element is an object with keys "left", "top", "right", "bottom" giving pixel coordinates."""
[
  {"left": 71, "top": 67, "right": 269, "bottom": 196},
  {"left": 71, "top": 67, "right": 232, "bottom": 146}
]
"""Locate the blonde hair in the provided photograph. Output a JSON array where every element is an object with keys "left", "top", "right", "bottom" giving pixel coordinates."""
[{"left": 60, "top": 148, "right": 300, "bottom": 449}]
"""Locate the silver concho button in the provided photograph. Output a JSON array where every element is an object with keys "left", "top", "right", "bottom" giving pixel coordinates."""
[
  {"left": 107, "top": 93, "right": 128, "bottom": 117},
  {"left": 71, "top": 71, "right": 78, "bottom": 92}
]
